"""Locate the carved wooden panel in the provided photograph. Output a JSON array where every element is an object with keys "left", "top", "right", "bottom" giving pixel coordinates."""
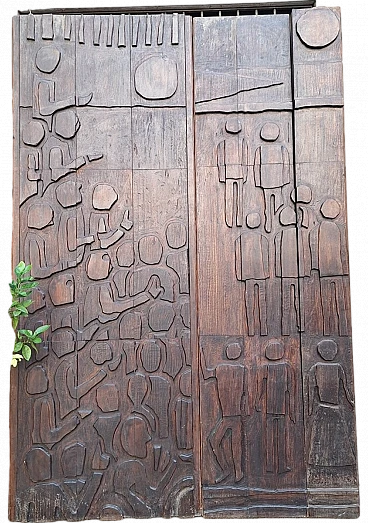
[{"left": 10, "top": 5, "right": 359, "bottom": 521}]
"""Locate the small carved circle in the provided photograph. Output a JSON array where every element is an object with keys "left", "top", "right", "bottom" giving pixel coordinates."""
[
  {"left": 260, "top": 122, "right": 280, "bottom": 142},
  {"left": 166, "top": 221, "right": 187, "bottom": 249},
  {"left": 22, "top": 121, "right": 45, "bottom": 146},
  {"left": 92, "top": 184, "right": 118, "bottom": 210},
  {"left": 28, "top": 203, "right": 54, "bottom": 229},
  {"left": 296, "top": 8, "right": 340, "bottom": 49},
  {"left": 225, "top": 118, "right": 242, "bottom": 135},
  {"left": 317, "top": 339, "right": 338, "bottom": 361},
  {"left": 54, "top": 110, "right": 80, "bottom": 140},
  {"left": 279, "top": 206, "right": 296, "bottom": 226},
  {"left": 265, "top": 340, "right": 284, "bottom": 361},
  {"left": 290, "top": 185, "right": 312, "bottom": 204},
  {"left": 320, "top": 198, "right": 340, "bottom": 219},
  {"left": 140, "top": 340, "right": 161, "bottom": 372},
  {"left": 138, "top": 235, "right": 163, "bottom": 265},
  {"left": 246, "top": 212, "right": 261, "bottom": 229},
  {"left": 225, "top": 342, "right": 242, "bottom": 360}
]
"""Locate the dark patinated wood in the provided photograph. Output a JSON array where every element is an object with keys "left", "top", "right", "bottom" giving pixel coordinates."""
[{"left": 10, "top": 5, "right": 358, "bottom": 521}]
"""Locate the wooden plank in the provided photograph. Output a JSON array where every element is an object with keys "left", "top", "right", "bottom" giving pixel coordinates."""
[
  {"left": 193, "top": 14, "right": 307, "bottom": 515},
  {"left": 292, "top": 8, "right": 358, "bottom": 518},
  {"left": 185, "top": 14, "right": 202, "bottom": 514},
  {"left": 292, "top": 7, "right": 343, "bottom": 108},
  {"left": 9, "top": 16, "right": 20, "bottom": 522},
  {"left": 18, "top": 2, "right": 316, "bottom": 15}
]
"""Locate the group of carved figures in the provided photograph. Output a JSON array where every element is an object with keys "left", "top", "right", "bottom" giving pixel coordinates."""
[
  {"left": 217, "top": 118, "right": 349, "bottom": 337},
  {"left": 14, "top": 8, "right": 356, "bottom": 519},
  {"left": 201, "top": 338, "right": 355, "bottom": 485}
]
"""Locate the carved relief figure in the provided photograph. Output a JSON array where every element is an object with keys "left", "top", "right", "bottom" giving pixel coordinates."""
[
  {"left": 254, "top": 122, "right": 291, "bottom": 233},
  {"left": 256, "top": 341, "right": 296, "bottom": 474},
  {"left": 307, "top": 339, "right": 355, "bottom": 467},
  {"left": 217, "top": 118, "right": 248, "bottom": 227},
  {"left": 24, "top": 202, "right": 93, "bottom": 279},
  {"left": 201, "top": 342, "right": 249, "bottom": 483},
  {"left": 33, "top": 45, "right": 92, "bottom": 131},
  {"left": 309, "top": 198, "right": 349, "bottom": 336},
  {"left": 275, "top": 206, "right": 304, "bottom": 334},
  {"left": 235, "top": 213, "right": 269, "bottom": 336}
]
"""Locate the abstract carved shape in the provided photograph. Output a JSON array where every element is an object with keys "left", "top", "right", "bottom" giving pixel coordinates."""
[
  {"left": 121, "top": 415, "right": 151, "bottom": 458},
  {"left": 90, "top": 342, "right": 113, "bottom": 365},
  {"left": 61, "top": 443, "right": 86, "bottom": 477},
  {"left": 120, "top": 312, "right": 142, "bottom": 340},
  {"left": 49, "top": 273, "right": 75, "bottom": 305},
  {"left": 166, "top": 221, "right": 187, "bottom": 249},
  {"left": 54, "top": 110, "right": 81, "bottom": 139},
  {"left": 56, "top": 181, "right": 83, "bottom": 208},
  {"left": 27, "top": 203, "right": 54, "bottom": 229},
  {"left": 22, "top": 121, "right": 45, "bottom": 146},
  {"left": 92, "top": 441, "right": 110, "bottom": 470},
  {"left": 138, "top": 235, "right": 163, "bottom": 265},
  {"left": 320, "top": 198, "right": 341, "bottom": 219},
  {"left": 163, "top": 339, "right": 183, "bottom": 379},
  {"left": 116, "top": 241, "right": 135, "bottom": 267},
  {"left": 92, "top": 184, "right": 118, "bottom": 210},
  {"left": 26, "top": 365, "right": 49, "bottom": 395},
  {"left": 51, "top": 328, "right": 75, "bottom": 358},
  {"left": 25, "top": 447, "right": 52, "bottom": 482},
  {"left": 86, "top": 253, "right": 112, "bottom": 280},
  {"left": 140, "top": 339, "right": 162, "bottom": 372},
  {"left": 96, "top": 384, "right": 119, "bottom": 412},
  {"left": 148, "top": 302, "right": 175, "bottom": 332}
]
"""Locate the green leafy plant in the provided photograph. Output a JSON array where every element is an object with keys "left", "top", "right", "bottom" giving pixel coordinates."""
[{"left": 9, "top": 261, "right": 49, "bottom": 367}]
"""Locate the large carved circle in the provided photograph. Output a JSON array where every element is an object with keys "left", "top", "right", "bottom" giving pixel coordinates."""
[
  {"left": 35, "top": 45, "right": 61, "bottom": 73},
  {"left": 134, "top": 56, "right": 178, "bottom": 100},
  {"left": 296, "top": 8, "right": 340, "bottom": 48}
]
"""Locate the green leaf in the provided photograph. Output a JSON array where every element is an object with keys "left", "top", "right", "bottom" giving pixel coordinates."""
[
  {"left": 13, "top": 310, "right": 22, "bottom": 317},
  {"left": 12, "top": 317, "right": 19, "bottom": 330},
  {"left": 24, "top": 264, "right": 32, "bottom": 274},
  {"left": 18, "top": 329, "right": 33, "bottom": 337},
  {"left": 34, "top": 324, "right": 50, "bottom": 335},
  {"left": 14, "top": 342, "right": 23, "bottom": 352},
  {"left": 22, "top": 300, "right": 33, "bottom": 308},
  {"left": 16, "top": 305, "right": 29, "bottom": 314},
  {"left": 32, "top": 337, "right": 42, "bottom": 344},
  {"left": 22, "top": 345, "right": 32, "bottom": 361},
  {"left": 9, "top": 282, "right": 16, "bottom": 291},
  {"left": 15, "top": 261, "right": 26, "bottom": 276},
  {"left": 20, "top": 282, "right": 38, "bottom": 289}
]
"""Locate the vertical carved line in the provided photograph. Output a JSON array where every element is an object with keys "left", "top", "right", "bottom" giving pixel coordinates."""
[
  {"left": 118, "top": 14, "right": 126, "bottom": 47},
  {"left": 172, "top": 13, "right": 179, "bottom": 45},
  {"left": 106, "top": 14, "right": 113, "bottom": 47},
  {"left": 93, "top": 15, "right": 101, "bottom": 46},
  {"left": 64, "top": 15, "right": 72, "bottom": 40},
  {"left": 132, "top": 16, "right": 140, "bottom": 47},
  {"left": 157, "top": 13, "right": 164, "bottom": 45},
  {"left": 78, "top": 14, "right": 85, "bottom": 44},
  {"left": 27, "top": 13, "right": 35, "bottom": 40},
  {"left": 145, "top": 14, "right": 152, "bottom": 45},
  {"left": 41, "top": 14, "right": 54, "bottom": 40},
  {"left": 185, "top": 15, "right": 202, "bottom": 516}
]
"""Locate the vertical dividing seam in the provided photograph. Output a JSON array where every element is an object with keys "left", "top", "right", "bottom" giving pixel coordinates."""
[
  {"left": 185, "top": 14, "right": 203, "bottom": 515},
  {"left": 288, "top": 10, "right": 307, "bottom": 498}
]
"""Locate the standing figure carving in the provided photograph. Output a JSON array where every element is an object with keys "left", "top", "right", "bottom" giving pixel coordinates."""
[
  {"left": 254, "top": 122, "right": 291, "bottom": 233},
  {"left": 217, "top": 118, "right": 248, "bottom": 227}
]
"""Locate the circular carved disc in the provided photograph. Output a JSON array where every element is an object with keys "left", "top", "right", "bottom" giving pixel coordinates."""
[
  {"left": 135, "top": 56, "right": 178, "bottom": 100},
  {"left": 297, "top": 8, "right": 340, "bottom": 49},
  {"left": 22, "top": 121, "right": 45, "bottom": 146},
  {"left": 35, "top": 45, "right": 61, "bottom": 73}
]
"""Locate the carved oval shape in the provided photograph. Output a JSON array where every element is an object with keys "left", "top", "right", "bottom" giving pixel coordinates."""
[
  {"left": 134, "top": 56, "right": 178, "bottom": 100},
  {"left": 166, "top": 221, "right": 187, "bottom": 249},
  {"left": 22, "top": 121, "right": 45, "bottom": 147},
  {"left": 140, "top": 340, "right": 161, "bottom": 372},
  {"left": 138, "top": 235, "right": 163, "bottom": 265}
]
